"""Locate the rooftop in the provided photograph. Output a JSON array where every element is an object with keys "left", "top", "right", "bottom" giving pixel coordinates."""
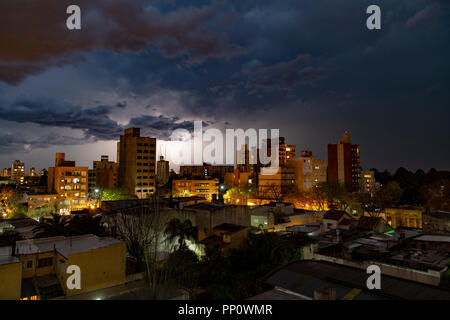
[
  {"left": 427, "top": 211, "right": 450, "bottom": 219},
  {"left": 261, "top": 260, "right": 450, "bottom": 300},
  {"left": 214, "top": 223, "right": 247, "bottom": 234},
  {"left": 184, "top": 202, "right": 232, "bottom": 211},
  {"left": 414, "top": 235, "right": 450, "bottom": 243},
  {"left": 7, "top": 234, "right": 123, "bottom": 258},
  {"left": 356, "top": 216, "right": 383, "bottom": 230},
  {"left": 323, "top": 210, "right": 351, "bottom": 221}
]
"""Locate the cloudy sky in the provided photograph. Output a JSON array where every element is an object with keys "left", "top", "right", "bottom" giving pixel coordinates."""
[{"left": 0, "top": 0, "right": 449, "bottom": 172}]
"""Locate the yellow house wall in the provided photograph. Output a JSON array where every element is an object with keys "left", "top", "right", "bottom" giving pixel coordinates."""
[
  {"left": 59, "top": 242, "right": 126, "bottom": 296},
  {"left": 19, "top": 252, "right": 56, "bottom": 279},
  {"left": 0, "top": 262, "right": 22, "bottom": 300}
]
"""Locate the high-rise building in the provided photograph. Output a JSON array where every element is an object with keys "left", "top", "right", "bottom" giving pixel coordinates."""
[
  {"left": 47, "top": 153, "right": 88, "bottom": 211},
  {"left": 0, "top": 168, "right": 11, "bottom": 177},
  {"left": 359, "top": 170, "right": 377, "bottom": 195},
  {"left": 157, "top": 156, "right": 170, "bottom": 186},
  {"left": 28, "top": 167, "right": 36, "bottom": 177},
  {"left": 11, "top": 160, "right": 25, "bottom": 184},
  {"left": 328, "top": 132, "right": 361, "bottom": 192},
  {"left": 266, "top": 137, "right": 296, "bottom": 167},
  {"left": 258, "top": 166, "right": 296, "bottom": 200},
  {"left": 92, "top": 155, "right": 119, "bottom": 191},
  {"left": 289, "top": 151, "right": 327, "bottom": 192},
  {"left": 118, "top": 128, "right": 156, "bottom": 199}
]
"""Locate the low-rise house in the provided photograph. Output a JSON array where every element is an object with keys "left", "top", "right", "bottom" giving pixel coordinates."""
[
  {"left": 0, "top": 234, "right": 126, "bottom": 300},
  {"left": 356, "top": 216, "right": 393, "bottom": 234},
  {"left": 384, "top": 206, "right": 423, "bottom": 229},
  {"left": 199, "top": 223, "right": 248, "bottom": 255},
  {"left": 322, "top": 210, "right": 354, "bottom": 231}
]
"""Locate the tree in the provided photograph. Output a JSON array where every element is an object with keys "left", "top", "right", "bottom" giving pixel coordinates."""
[
  {"left": 101, "top": 187, "right": 138, "bottom": 201},
  {"left": 68, "top": 214, "right": 108, "bottom": 237},
  {"left": 32, "top": 213, "right": 71, "bottom": 238},
  {"left": 164, "top": 218, "right": 197, "bottom": 252},
  {"left": 374, "top": 181, "right": 403, "bottom": 210}
]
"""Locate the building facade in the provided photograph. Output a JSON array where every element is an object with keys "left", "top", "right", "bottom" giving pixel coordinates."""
[
  {"left": 11, "top": 160, "right": 25, "bottom": 184},
  {"left": 92, "top": 155, "right": 119, "bottom": 191},
  {"left": 179, "top": 164, "right": 234, "bottom": 182},
  {"left": 328, "top": 132, "right": 361, "bottom": 192},
  {"left": 117, "top": 128, "right": 157, "bottom": 199},
  {"left": 289, "top": 151, "right": 327, "bottom": 193},
  {"left": 157, "top": 156, "right": 170, "bottom": 186},
  {"left": 258, "top": 166, "right": 296, "bottom": 200},
  {"left": 47, "top": 153, "right": 89, "bottom": 212},
  {"left": 172, "top": 178, "right": 219, "bottom": 200}
]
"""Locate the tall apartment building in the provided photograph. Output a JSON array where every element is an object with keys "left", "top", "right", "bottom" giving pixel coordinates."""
[
  {"left": 359, "top": 170, "right": 377, "bottom": 195},
  {"left": 258, "top": 166, "right": 296, "bottom": 200},
  {"left": 11, "top": 160, "right": 25, "bottom": 184},
  {"left": 28, "top": 167, "right": 36, "bottom": 177},
  {"left": 289, "top": 151, "right": 327, "bottom": 193},
  {"left": 328, "top": 132, "right": 361, "bottom": 192},
  {"left": 93, "top": 155, "right": 119, "bottom": 190},
  {"left": 266, "top": 137, "right": 296, "bottom": 167},
  {"left": 0, "top": 168, "right": 11, "bottom": 177},
  {"left": 47, "top": 153, "right": 88, "bottom": 211},
  {"left": 157, "top": 156, "right": 170, "bottom": 186},
  {"left": 117, "top": 128, "right": 156, "bottom": 199}
]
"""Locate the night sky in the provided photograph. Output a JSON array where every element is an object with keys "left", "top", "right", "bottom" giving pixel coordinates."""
[{"left": 0, "top": 0, "right": 449, "bottom": 172}]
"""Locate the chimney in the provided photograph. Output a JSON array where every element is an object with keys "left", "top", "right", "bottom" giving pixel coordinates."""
[{"left": 314, "top": 286, "right": 336, "bottom": 300}]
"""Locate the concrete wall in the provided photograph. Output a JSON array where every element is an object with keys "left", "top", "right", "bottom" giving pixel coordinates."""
[
  {"left": 55, "top": 242, "right": 127, "bottom": 296},
  {"left": 0, "top": 261, "right": 22, "bottom": 300},
  {"left": 313, "top": 253, "right": 442, "bottom": 287}
]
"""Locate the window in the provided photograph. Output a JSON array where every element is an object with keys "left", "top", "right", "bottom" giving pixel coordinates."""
[
  {"left": 23, "top": 260, "right": 33, "bottom": 270},
  {"left": 37, "top": 257, "right": 53, "bottom": 268}
]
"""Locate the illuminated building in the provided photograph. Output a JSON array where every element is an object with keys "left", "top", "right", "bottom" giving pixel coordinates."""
[
  {"left": 117, "top": 128, "right": 156, "bottom": 199},
  {"left": 258, "top": 166, "right": 296, "bottom": 200},
  {"left": 11, "top": 160, "right": 25, "bottom": 184},
  {"left": 384, "top": 206, "right": 423, "bottom": 229},
  {"left": 289, "top": 151, "right": 327, "bottom": 192},
  {"left": 266, "top": 137, "right": 296, "bottom": 167},
  {"left": 28, "top": 167, "right": 36, "bottom": 177},
  {"left": 359, "top": 170, "right": 377, "bottom": 194},
  {"left": 157, "top": 156, "right": 170, "bottom": 186},
  {"left": 47, "top": 153, "right": 88, "bottom": 211},
  {"left": 27, "top": 193, "right": 60, "bottom": 212},
  {"left": 1, "top": 168, "right": 11, "bottom": 177},
  {"left": 328, "top": 131, "right": 361, "bottom": 192},
  {"left": 172, "top": 178, "right": 219, "bottom": 200}
]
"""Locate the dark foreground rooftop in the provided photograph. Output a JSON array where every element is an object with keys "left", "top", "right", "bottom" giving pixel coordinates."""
[{"left": 261, "top": 260, "right": 450, "bottom": 300}]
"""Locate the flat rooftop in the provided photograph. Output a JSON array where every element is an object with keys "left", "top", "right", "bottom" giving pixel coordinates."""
[
  {"left": 414, "top": 235, "right": 450, "bottom": 243},
  {"left": 261, "top": 260, "right": 450, "bottom": 300},
  {"left": 11, "top": 234, "right": 123, "bottom": 258}
]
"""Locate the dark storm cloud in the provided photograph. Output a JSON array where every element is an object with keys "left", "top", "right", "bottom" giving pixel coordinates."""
[
  {"left": 0, "top": 100, "right": 122, "bottom": 140},
  {"left": 0, "top": 99, "right": 201, "bottom": 147},
  {"left": 0, "top": 131, "right": 89, "bottom": 152},
  {"left": 243, "top": 54, "right": 329, "bottom": 91},
  {"left": 406, "top": 5, "right": 439, "bottom": 28},
  {"left": 0, "top": 0, "right": 246, "bottom": 84}
]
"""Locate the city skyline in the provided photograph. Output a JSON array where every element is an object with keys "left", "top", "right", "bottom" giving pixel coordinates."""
[{"left": 0, "top": 0, "right": 449, "bottom": 172}]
